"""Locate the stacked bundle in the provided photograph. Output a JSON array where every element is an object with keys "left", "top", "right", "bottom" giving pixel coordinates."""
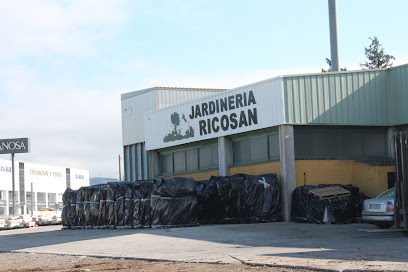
[
  {"left": 291, "top": 184, "right": 368, "bottom": 224},
  {"left": 151, "top": 177, "right": 198, "bottom": 227},
  {"left": 196, "top": 174, "right": 282, "bottom": 224},
  {"left": 62, "top": 177, "right": 198, "bottom": 229}
]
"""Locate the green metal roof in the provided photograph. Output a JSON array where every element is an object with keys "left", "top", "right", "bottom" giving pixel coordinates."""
[{"left": 282, "top": 64, "right": 408, "bottom": 126}]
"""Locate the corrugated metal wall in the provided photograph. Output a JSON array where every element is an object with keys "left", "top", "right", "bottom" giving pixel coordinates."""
[
  {"left": 122, "top": 90, "right": 157, "bottom": 146},
  {"left": 124, "top": 142, "right": 149, "bottom": 182},
  {"left": 389, "top": 64, "right": 408, "bottom": 126},
  {"left": 157, "top": 89, "right": 222, "bottom": 109},
  {"left": 283, "top": 70, "right": 389, "bottom": 125},
  {"left": 121, "top": 87, "right": 224, "bottom": 181}
]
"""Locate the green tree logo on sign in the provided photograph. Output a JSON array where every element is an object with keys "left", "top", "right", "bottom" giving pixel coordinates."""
[{"left": 163, "top": 112, "right": 194, "bottom": 142}]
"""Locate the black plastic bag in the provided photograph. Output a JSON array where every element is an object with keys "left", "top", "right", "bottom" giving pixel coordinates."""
[
  {"left": 291, "top": 184, "right": 361, "bottom": 224},
  {"left": 67, "top": 205, "right": 77, "bottom": 227},
  {"left": 133, "top": 182, "right": 141, "bottom": 199},
  {"left": 63, "top": 188, "right": 77, "bottom": 206},
  {"left": 76, "top": 202, "right": 85, "bottom": 226},
  {"left": 200, "top": 177, "right": 225, "bottom": 222},
  {"left": 125, "top": 183, "right": 134, "bottom": 199},
  {"left": 244, "top": 174, "right": 281, "bottom": 222},
  {"left": 90, "top": 184, "right": 108, "bottom": 202},
  {"left": 196, "top": 174, "right": 281, "bottom": 224},
  {"left": 115, "top": 183, "right": 128, "bottom": 200},
  {"left": 140, "top": 181, "right": 156, "bottom": 199},
  {"left": 107, "top": 200, "right": 115, "bottom": 227},
  {"left": 76, "top": 187, "right": 86, "bottom": 203},
  {"left": 139, "top": 199, "right": 152, "bottom": 227},
  {"left": 123, "top": 198, "right": 133, "bottom": 227},
  {"left": 61, "top": 206, "right": 68, "bottom": 226},
  {"left": 154, "top": 177, "right": 196, "bottom": 198},
  {"left": 132, "top": 199, "right": 142, "bottom": 227},
  {"left": 90, "top": 202, "right": 100, "bottom": 226},
  {"left": 84, "top": 201, "right": 91, "bottom": 226},
  {"left": 115, "top": 197, "right": 125, "bottom": 227},
  {"left": 151, "top": 195, "right": 198, "bottom": 226},
  {"left": 98, "top": 200, "right": 107, "bottom": 226},
  {"left": 228, "top": 174, "right": 247, "bottom": 218},
  {"left": 107, "top": 182, "right": 116, "bottom": 201}
]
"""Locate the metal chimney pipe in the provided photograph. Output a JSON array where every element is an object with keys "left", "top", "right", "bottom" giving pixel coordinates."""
[{"left": 328, "top": 0, "right": 339, "bottom": 71}]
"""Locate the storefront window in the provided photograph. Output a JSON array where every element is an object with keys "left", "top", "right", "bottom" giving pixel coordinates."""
[
  {"left": 295, "top": 128, "right": 387, "bottom": 159},
  {"left": 159, "top": 143, "right": 218, "bottom": 175},
  {"left": 48, "top": 193, "right": 56, "bottom": 208},
  {"left": 232, "top": 133, "right": 279, "bottom": 165},
  {"left": 37, "top": 192, "right": 46, "bottom": 209},
  {"left": 8, "top": 191, "right": 18, "bottom": 202},
  {"left": 0, "top": 190, "right": 5, "bottom": 200}
]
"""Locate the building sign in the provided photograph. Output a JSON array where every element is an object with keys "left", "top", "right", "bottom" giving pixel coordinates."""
[
  {"left": 1, "top": 166, "right": 12, "bottom": 173},
  {"left": 0, "top": 138, "right": 30, "bottom": 154},
  {"left": 29, "top": 169, "right": 63, "bottom": 177},
  {"left": 145, "top": 78, "right": 285, "bottom": 150}
]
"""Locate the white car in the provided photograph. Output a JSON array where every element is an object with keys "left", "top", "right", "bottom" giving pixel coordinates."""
[{"left": 362, "top": 187, "right": 395, "bottom": 228}]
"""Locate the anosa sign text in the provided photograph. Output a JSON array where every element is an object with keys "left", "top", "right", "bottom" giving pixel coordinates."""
[{"left": 0, "top": 138, "right": 31, "bottom": 154}]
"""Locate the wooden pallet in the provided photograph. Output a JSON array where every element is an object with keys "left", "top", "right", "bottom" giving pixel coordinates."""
[{"left": 309, "top": 186, "right": 350, "bottom": 200}]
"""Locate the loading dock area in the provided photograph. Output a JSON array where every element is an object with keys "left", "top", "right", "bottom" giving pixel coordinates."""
[{"left": 1, "top": 223, "right": 407, "bottom": 271}]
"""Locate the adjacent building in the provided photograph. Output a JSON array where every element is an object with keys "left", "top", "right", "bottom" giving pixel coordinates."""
[{"left": 0, "top": 159, "right": 89, "bottom": 217}]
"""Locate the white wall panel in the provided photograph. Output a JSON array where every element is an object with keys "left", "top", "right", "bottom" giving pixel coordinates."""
[
  {"left": 69, "top": 168, "right": 90, "bottom": 190},
  {"left": 24, "top": 162, "right": 66, "bottom": 193},
  {"left": 0, "top": 159, "right": 19, "bottom": 192},
  {"left": 122, "top": 90, "right": 157, "bottom": 146},
  {"left": 122, "top": 88, "right": 224, "bottom": 146}
]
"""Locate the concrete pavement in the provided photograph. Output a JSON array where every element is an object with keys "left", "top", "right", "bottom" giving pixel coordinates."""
[{"left": 0, "top": 222, "right": 407, "bottom": 271}]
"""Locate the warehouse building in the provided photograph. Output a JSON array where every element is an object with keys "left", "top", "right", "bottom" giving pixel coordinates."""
[
  {"left": 0, "top": 159, "right": 89, "bottom": 217},
  {"left": 121, "top": 64, "right": 408, "bottom": 220}
]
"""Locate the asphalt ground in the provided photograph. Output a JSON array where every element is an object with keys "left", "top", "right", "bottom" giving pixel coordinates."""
[{"left": 0, "top": 222, "right": 407, "bottom": 271}]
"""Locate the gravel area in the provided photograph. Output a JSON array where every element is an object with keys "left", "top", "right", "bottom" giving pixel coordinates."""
[{"left": 0, "top": 252, "right": 317, "bottom": 272}]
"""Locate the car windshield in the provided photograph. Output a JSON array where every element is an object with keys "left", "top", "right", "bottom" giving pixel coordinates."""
[{"left": 378, "top": 188, "right": 395, "bottom": 199}]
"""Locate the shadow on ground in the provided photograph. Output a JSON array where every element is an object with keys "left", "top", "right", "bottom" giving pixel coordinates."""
[{"left": 0, "top": 222, "right": 407, "bottom": 264}]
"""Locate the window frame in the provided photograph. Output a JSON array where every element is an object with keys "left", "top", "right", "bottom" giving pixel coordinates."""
[
  {"left": 159, "top": 143, "right": 219, "bottom": 176},
  {"left": 232, "top": 132, "right": 280, "bottom": 167},
  {"left": 294, "top": 127, "right": 388, "bottom": 160}
]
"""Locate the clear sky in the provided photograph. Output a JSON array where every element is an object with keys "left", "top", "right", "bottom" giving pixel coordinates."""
[{"left": 1, "top": 0, "right": 407, "bottom": 178}]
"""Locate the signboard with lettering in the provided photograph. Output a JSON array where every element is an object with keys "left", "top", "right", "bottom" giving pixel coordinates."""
[
  {"left": 145, "top": 77, "right": 285, "bottom": 150},
  {"left": 0, "top": 138, "right": 30, "bottom": 154}
]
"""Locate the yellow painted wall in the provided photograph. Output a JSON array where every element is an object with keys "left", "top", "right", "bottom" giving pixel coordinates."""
[
  {"left": 168, "top": 169, "right": 220, "bottom": 181},
  {"left": 296, "top": 160, "right": 395, "bottom": 198},
  {"left": 163, "top": 160, "right": 393, "bottom": 198},
  {"left": 353, "top": 163, "right": 394, "bottom": 199},
  {"left": 230, "top": 161, "right": 281, "bottom": 182}
]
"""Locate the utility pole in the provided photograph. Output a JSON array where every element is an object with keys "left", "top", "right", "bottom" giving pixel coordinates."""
[
  {"left": 328, "top": 0, "right": 340, "bottom": 71},
  {"left": 11, "top": 153, "right": 15, "bottom": 216},
  {"left": 31, "top": 182, "right": 34, "bottom": 216},
  {"left": 118, "top": 155, "right": 122, "bottom": 182}
]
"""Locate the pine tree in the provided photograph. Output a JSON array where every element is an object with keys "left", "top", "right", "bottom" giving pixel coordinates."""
[{"left": 361, "top": 36, "right": 395, "bottom": 69}]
